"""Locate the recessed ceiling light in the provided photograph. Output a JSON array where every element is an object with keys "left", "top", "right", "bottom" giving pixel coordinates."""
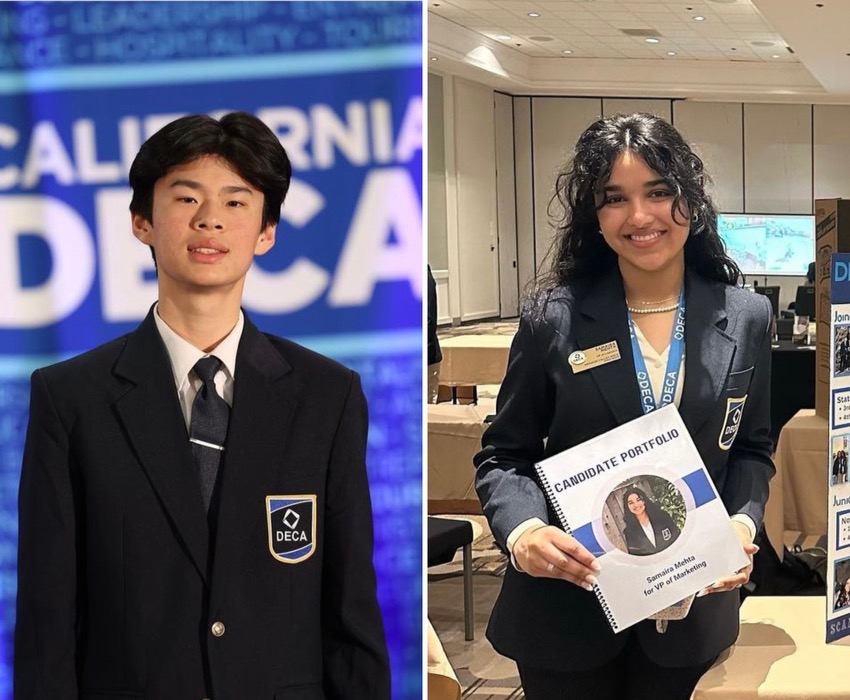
[
  {"left": 563, "top": 49, "right": 573, "bottom": 54},
  {"left": 430, "top": 57, "right": 438, "bottom": 61},
  {"left": 693, "top": 15, "right": 706, "bottom": 21},
  {"left": 496, "top": 34, "right": 511, "bottom": 40},
  {"left": 645, "top": 37, "right": 661, "bottom": 43},
  {"left": 772, "top": 54, "right": 781, "bottom": 58},
  {"left": 528, "top": 12, "right": 541, "bottom": 17},
  {"left": 667, "top": 51, "right": 677, "bottom": 56}
]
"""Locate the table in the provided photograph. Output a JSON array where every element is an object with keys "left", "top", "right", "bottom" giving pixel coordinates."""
[
  {"left": 694, "top": 596, "right": 848, "bottom": 699},
  {"left": 427, "top": 400, "right": 495, "bottom": 514},
  {"left": 771, "top": 341, "right": 816, "bottom": 441},
  {"left": 774, "top": 409, "right": 828, "bottom": 537},
  {"left": 438, "top": 335, "right": 512, "bottom": 387},
  {"left": 435, "top": 337, "right": 814, "bottom": 429},
  {"left": 427, "top": 619, "right": 461, "bottom": 700}
]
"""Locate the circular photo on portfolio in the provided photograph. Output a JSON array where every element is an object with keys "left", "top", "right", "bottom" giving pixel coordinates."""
[{"left": 602, "top": 475, "right": 687, "bottom": 557}]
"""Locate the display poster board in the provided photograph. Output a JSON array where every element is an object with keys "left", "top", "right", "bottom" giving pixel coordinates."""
[{"left": 826, "top": 252, "right": 850, "bottom": 641}]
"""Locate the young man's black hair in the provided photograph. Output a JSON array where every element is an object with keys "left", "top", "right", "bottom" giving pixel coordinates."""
[{"left": 129, "top": 111, "right": 291, "bottom": 227}]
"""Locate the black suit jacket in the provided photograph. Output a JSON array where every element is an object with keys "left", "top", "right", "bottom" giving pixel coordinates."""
[
  {"left": 15, "top": 310, "right": 390, "bottom": 699},
  {"left": 427, "top": 265, "right": 442, "bottom": 366},
  {"left": 622, "top": 510, "right": 680, "bottom": 557},
  {"left": 474, "top": 270, "right": 775, "bottom": 671}
]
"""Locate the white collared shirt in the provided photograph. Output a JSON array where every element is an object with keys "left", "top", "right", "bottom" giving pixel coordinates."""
[
  {"left": 153, "top": 304, "right": 244, "bottom": 428},
  {"left": 640, "top": 519, "right": 656, "bottom": 546}
]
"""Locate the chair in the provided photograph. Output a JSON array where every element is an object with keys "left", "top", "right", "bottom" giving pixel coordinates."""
[{"left": 428, "top": 516, "right": 474, "bottom": 640}]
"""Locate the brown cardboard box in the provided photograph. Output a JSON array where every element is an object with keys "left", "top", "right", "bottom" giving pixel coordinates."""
[{"left": 815, "top": 200, "right": 850, "bottom": 418}]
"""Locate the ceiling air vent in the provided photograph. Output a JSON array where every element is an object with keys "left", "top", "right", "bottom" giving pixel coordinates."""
[{"left": 620, "top": 28, "right": 662, "bottom": 38}]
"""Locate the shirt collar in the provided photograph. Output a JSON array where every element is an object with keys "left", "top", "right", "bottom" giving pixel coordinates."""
[{"left": 153, "top": 303, "right": 243, "bottom": 389}]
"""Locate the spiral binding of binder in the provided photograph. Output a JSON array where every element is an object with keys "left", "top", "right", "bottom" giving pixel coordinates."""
[{"left": 535, "top": 464, "right": 620, "bottom": 631}]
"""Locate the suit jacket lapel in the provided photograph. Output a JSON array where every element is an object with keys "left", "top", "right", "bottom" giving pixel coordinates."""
[
  {"left": 679, "top": 273, "right": 736, "bottom": 437},
  {"left": 113, "top": 310, "right": 210, "bottom": 582},
  {"left": 573, "top": 271, "right": 643, "bottom": 425},
  {"left": 210, "top": 316, "right": 301, "bottom": 608}
]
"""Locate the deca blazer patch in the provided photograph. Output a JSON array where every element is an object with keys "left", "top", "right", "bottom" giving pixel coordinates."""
[
  {"left": 266, "top": 495, "right": 317, "bottom": 564},
  {"left": 718, "top": 396, "right": 748, "bottom": 451}
]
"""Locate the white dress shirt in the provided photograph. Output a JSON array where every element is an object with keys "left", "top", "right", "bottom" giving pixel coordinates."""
[
  {"left": 640, "top": 519, "right": 656, "bottom": 546},
  {"left": 152, "top": 304, "right": 243, "bottom": 429}
]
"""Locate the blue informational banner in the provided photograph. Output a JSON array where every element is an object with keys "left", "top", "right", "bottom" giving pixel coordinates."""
[
  {"left": 828, "top": 253, "right": 850, "bottom": 641},
  {"left": 0, "top": 2, "right": 422, "bottom": 697}
]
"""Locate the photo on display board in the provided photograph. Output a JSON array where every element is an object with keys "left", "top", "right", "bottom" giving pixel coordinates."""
[
  {"left": 832, "top": 435, "right": 850, "bottom": 486},
  {"left": 834, "top": 557, "right": 850, "bottom": 612},
  {"left": 835, "top": 324, "right": 850, "bottom": 378}
]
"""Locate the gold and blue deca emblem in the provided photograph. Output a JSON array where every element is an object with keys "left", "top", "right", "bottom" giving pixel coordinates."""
[{"left": 266, "top": 495, "right": 317, "bottom": 564}]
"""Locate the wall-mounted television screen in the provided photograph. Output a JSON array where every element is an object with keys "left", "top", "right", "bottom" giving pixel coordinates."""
[{"left": 716, "top": 213, "right": 815, "bottom": 276}]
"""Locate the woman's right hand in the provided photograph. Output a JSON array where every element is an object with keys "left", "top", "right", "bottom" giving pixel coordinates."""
[{"left": 513, "top": 525, "right": 601, "bottom": 590}]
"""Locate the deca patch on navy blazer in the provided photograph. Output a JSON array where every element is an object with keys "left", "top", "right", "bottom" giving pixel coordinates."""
[
  {"left": 266, "top": 495, "right": 316, "bottom": 563},
  {"left": 719, "top": 396, "right": 747, "bottom": 450}
]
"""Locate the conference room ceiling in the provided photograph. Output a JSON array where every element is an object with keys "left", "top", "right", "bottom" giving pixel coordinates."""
[{"left": 428, "top": 0, "right": 850, "bottom": 101}]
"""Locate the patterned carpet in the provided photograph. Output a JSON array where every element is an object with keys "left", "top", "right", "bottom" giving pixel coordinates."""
[{"left": 428, "top": 515, "right": 827, "bottom": 699}]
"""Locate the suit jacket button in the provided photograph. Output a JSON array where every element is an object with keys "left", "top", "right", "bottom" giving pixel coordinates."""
[{"left": 211, "top": 621, "right": 225, "bottom": 637}]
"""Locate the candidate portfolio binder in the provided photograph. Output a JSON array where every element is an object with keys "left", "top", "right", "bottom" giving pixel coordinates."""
[{"left": 534, "top": 404, "right": 749, "bottom": 633}]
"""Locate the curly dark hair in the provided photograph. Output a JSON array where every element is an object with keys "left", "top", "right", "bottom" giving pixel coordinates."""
[{"left": 540, "top": 112, "right": 741, "bottom": 290}]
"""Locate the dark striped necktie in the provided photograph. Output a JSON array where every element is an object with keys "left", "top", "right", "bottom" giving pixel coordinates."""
[{"left": 189, "top": 356, "right": 230, "bottom": 513}]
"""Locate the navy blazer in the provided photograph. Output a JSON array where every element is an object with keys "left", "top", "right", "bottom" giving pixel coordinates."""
[
  {"left": 15, "top": 310, "right": 390, "bottom": 700},
  {"left": 622, "top": 509, "right": 680, "bottom": 557},
  {"left": 474, "top": 269, "right": 775, "bottom": 671}
]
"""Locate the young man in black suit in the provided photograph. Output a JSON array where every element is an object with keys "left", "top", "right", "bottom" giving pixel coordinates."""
[{"left": 15, "top": 112, "right": 390, "bottom": 699}]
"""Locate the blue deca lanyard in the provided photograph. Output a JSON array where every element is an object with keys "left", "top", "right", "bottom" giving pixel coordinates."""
[{"left": 628, "top": 289, "right": 686, "bottom": 415}]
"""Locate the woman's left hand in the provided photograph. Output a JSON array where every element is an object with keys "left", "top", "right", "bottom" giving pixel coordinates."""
[{"left": 699, "top": 520, "right": 759, "bottom": 595}]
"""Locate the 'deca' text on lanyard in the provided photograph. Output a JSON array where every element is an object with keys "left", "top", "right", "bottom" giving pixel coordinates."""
[{"left": 628, "top": 290, "right": 686, "bottom": 414}]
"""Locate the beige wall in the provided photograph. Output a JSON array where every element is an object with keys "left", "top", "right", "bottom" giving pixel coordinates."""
[
  {"left": 429, "top": 75, "right": 840, "bottom": 318},
  {"left": 427, "top": 72, "right": 449, "bottom": 272}
]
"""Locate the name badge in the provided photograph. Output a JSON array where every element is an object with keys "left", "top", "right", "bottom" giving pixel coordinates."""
[
  {"left": 568, "top": 341, "right": 621, "bottom": 374},
  {"left": 266, "top": 495, "right": 317, "bottom": 564}
]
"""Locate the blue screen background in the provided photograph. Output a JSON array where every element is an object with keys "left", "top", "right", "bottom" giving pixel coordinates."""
[{"left": 0, "top": 3, "right": 422, "bottom": 697}]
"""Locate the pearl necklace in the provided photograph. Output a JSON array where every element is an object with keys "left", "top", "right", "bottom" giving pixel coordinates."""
[{"left": 627, "top": 303, "right": 680, "bottom": 315}]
